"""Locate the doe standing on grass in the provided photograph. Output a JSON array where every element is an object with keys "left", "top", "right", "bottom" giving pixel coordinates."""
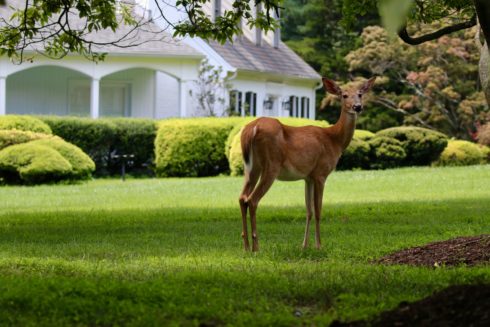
[{"left": 239, "top": 77, "right": 377, "bottom": 251}]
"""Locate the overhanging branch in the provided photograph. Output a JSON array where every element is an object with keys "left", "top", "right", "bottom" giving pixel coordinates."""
[{"left": 398, "top": 15, "right": 477, "bottom": 45}]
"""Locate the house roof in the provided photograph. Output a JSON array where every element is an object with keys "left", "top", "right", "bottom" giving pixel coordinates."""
[
  {"left": 1, "top": 0, "right": 202, "bottom": 58},
  {"left": 208, "top": 38, "right": 321, "bottom": 80}
]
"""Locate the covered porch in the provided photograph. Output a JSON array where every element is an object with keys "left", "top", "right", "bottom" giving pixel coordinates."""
[{"left": 0, "top": 54, "right": 202, "bottom": 119}]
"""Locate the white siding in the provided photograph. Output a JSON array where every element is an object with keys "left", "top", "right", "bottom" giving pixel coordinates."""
[{"left": 155, "top": 72, "right": 180, "bottom": 118}]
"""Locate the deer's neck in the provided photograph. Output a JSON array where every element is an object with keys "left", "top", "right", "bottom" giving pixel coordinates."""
[{"left": 329, "top": 110, "right": 357, "bottom": 152}]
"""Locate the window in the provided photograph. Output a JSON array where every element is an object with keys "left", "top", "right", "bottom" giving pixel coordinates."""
[
  {"left": 301, "top": 97, "right": 310, "bottom": 118},
  {"left": 289, "top": 96, "right": 299, "bottom": 117},
  {"left": 68, "top": 80, "right": 90, "bottom": 116},
  {"left": 229, "top": 90, "right": 242, "bottom": 116},
  {"left": 245, "top": 92, "right": 257, "bottom": 116},
  {"left": 100, "top": 82, "right": 131, "bottom": 117}
]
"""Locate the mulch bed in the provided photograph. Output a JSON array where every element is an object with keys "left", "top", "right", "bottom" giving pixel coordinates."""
[
  {"left": 331, "top": 235, "right": 490, "bottom": 326},
  {"left": 331, "top": 284, "right": 490, "bottom": 327},
  {"left": 377, "top": 234, "right": 490, "bottom": 267}
]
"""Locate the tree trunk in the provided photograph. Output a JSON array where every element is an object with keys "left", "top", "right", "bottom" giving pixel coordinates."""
[
  {"left": 475, "top": 0, "right": 490, "bottom": 105},
  {"left": 480, "top": 43, "right": 490, "bottom": 105}
]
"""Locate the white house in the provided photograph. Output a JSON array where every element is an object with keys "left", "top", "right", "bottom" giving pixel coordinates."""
[
  {"left": 148, "top": 0, "right": 321, "bottom": 119},
  {"left": 0, "top": 0, "right": 320, "bottom": 119}
]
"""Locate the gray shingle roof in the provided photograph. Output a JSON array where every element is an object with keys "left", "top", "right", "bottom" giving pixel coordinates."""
[
  {"left": 208, "top": 38, "right": 320, "bottom": 80},
  {"left": 1, "top": 0, "right": 202, "bottom": 58}
]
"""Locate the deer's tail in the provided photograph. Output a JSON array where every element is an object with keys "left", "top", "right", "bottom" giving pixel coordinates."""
[{"left": 240, "top": 124, "right": 257, "bottom": 171}]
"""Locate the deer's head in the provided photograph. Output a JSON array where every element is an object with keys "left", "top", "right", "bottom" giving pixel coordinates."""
[{"left": 322, "top": 77, "right": 376, "bottom": 115}]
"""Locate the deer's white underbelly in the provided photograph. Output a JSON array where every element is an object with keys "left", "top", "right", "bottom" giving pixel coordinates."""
[{"left": 277, "top": 166, "right": 306, "bottom": 181}]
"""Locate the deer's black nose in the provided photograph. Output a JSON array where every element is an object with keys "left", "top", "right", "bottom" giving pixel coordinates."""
[{"left": 353, "top": 104, "right": 363, "bottom": 113}]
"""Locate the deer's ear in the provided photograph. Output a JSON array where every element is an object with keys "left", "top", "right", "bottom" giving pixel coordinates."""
[
  {"left": 360, "top": 76, "right": 377, "bottom": 94},
  {"left": 322, "top": 77, "right": 342, "bottom": 96}
]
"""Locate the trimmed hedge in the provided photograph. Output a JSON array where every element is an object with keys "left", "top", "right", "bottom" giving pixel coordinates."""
[
  {"left": 434, "top": 140, "right": 489, "bottom": 166},
  {"left": 0, "top": 137, "right": 95, "bottom": 184},
  {"left": 39, "top": 116, "right": 116, "bottom": 175},
  {"left": 29, "top": 138, "right": 95, "bottom": 179},
  {"left": 0, "top": 115, "right": 52, "bottom": 134},
  {"left": 227, "top": 118, "right": 329, "bottom": 176},
  {"left": 38, "top": 116, "right": 157, "bottom": 176},
  {"left": 109, "top": 118, "right": 158, "bottom": 176},
  {"left": 367, "top": 136, "right": 406, "bottom": 169},
  {"left": 155, "top": 118, "right": 246, "bottom": 177},
  {"left": 376, "top": 126, "right": 448, "bottom": 166},
  {"left": 337, "top": 137, "right": 371, "bottom": 170},
  {"left": 0, "top": 129, "right": 54, "bottom": 151}
]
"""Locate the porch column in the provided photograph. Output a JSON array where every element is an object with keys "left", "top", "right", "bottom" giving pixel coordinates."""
[
  {"left": 179, "top": 79, "right": 187, "bottom": 117},
  {"left": 0, "top": 76, "right": 6, "bottom": 115},
  {"left": 90, "top": 78, "right": 100, "bottom": 119}
]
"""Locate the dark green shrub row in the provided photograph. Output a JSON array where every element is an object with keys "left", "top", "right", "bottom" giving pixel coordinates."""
[
  {"left": 155, "top": 118, "right": 246, "bottom": 177},
  {"left": 0, "top": 138, "right": 95, "bottom": 185},
  {"left": 38, "top": 116, "right": 157, "bottom": 176},
  {"left": 338, "top": 126, "right": 448, "bottom": 170}
]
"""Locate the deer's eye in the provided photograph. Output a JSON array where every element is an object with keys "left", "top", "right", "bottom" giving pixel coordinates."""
[
  {"left": 342, "top": 94, "right": 348, "bottom": 99},
  {"left": 358, "top": 93, "right": 362, "bottom": 98}
]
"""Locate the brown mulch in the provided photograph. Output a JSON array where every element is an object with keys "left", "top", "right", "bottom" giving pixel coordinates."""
[
  {"left": 377, "top": 234, "right": 490, "bottom": 267},
  {"left": 331, "top": 235, "right": 490, "bottom": 326},
  {"left": 331, "top": 284, "right": 490, "bottom": 327}
]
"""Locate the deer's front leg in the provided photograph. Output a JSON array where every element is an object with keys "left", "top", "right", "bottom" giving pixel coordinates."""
[
  {"left": 313, "top": 179, "right": 326, "bottom": 250},
  {"left": 303, "top": 180, "right": 314, "bottom": 249}
]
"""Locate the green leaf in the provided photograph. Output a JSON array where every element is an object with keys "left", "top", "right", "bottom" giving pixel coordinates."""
[{"left": 379, "top": 0, "right": 414, "bottom": 37}]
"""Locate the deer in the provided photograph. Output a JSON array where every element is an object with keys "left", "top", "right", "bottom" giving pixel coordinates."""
[{"left": 238, "top": 76, "right": 376, "bottom": 252}]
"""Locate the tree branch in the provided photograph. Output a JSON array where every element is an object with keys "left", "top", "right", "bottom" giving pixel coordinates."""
[{"left": 398, "top": 15, "right": 477, "bottom": 45}]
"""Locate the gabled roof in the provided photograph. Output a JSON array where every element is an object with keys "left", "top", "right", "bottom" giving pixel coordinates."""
[
  {"left": 1, "top": 0, "right": 202, "bottom": 58},
  {"left": 208, "top": 38, "right": 321, "bottom": 80}
]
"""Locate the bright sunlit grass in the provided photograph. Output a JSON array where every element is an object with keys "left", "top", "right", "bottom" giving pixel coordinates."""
[{"left": 0, "top": 165, "right": 489, "bottom": 325}]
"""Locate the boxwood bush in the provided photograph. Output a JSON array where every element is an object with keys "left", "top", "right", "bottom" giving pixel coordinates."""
[
  {"left": 227, "top": 118, "right": 329, "bottom": 176},
  {"left": 376, "top": 126, "right": 448, "bottom": 166},
  {"left": 0, "top": 129, "right": 54, "bottom": 151},
  {"left": 0, "top": 115, "right": 52, "bottom": 134},
  {"left": 155, "top": 118, "right": 246, "bottom": 177},
  {"left": 29, "top": 138, "right": 95, "bottom": 179},
  {"left": 367, "top": 136, "right": 406, "bottom": 169},
  {"left": 337, "top": 137, "right": 371, "bottom": 170},
  {"left": 0, "top": 138, "right": 95, "bottom": 184},
  {"left": 434, "top": 140, "right": 489, "bottom": 166}
]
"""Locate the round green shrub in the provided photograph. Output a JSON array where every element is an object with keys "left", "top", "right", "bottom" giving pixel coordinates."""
[
  {"left": 29, "top": 138, "right": 95, "bottom": 179},
  {"left": 337, "top": 137, "right": 371, "bottom": 170},
  {"left": 155, "top": 118, "right": 245, "bottom": 177},
  {"left": 0, "top": 144, "right": 72, "bottom": 184},
  {"left": 434, "top": 140, "right": 488, "bottom": 166},
  {"left": 367, "top": 136, "right": 406, "bottom": 169},
  {"left": 376, "top": 126, "right": 448, "bottom": 166},
  {"left": 0, "top": 115, "right": 52, "bottom": 134},
  {"left": 0, "top": 129, "right": 54, "bottom": 151},
  {"left": 227, "top": 118, "right": 329, "bottom": 176},
  {"left": 354, "top": 129, "right": 375, "bottom": 141}
]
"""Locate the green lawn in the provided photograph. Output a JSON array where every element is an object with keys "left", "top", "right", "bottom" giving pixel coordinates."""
[{"left": 0, "top": 166, "right": 489, "bottom": 326}]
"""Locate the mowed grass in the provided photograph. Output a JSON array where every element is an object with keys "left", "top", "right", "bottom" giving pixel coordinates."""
[{"left": 0, "top": 166, "right": 489, "bottom": 326}]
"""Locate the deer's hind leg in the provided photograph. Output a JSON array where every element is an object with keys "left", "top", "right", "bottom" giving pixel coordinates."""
[
  {"left": 302, "top": 179, "right": 314, "bottom": 249},
  {"left": 247, "top": 165, "right": 279, "bottom": 252},
  {"left": 239, "top": 168, "right": 260, "bottom": 251}
]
